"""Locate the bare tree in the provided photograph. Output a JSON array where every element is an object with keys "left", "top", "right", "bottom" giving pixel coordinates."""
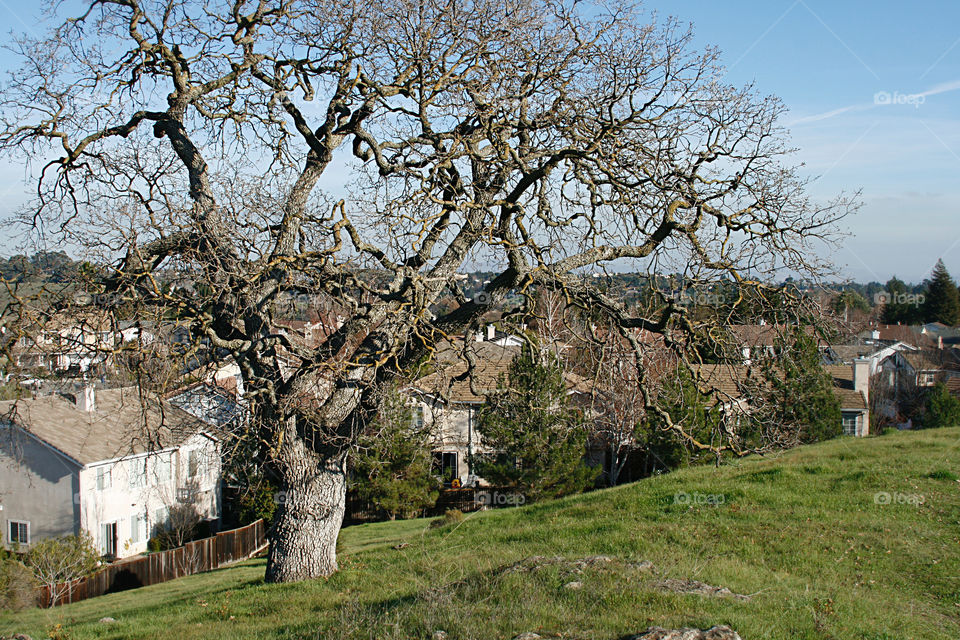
[
  {"left": 24, "top": 533, "right": 100, "bottom": 607},
  {"left": 0, "top": 0, "right": 853, "bottom": 582}
]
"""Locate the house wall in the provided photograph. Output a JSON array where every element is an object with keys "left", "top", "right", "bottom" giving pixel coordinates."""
[
  {"left": 417, "top": 398, "right": 497, "bottom": 486},
  {"left": 78, "top": 433, "right": 222, "bottom": 558},
  {"left": 0, "top": 427, "right": 80, "bottom": 548}
]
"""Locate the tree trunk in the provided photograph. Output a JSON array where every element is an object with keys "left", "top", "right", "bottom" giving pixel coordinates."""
[{"left": 264, "top": 434, "right": 348, "bottom": 583}]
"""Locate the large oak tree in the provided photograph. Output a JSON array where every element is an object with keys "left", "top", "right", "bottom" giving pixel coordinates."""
[{"left": 0, "top": 0, "right": 852, "bottom": 582}]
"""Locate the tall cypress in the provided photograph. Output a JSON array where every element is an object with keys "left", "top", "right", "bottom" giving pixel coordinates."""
[{"left": 923, "top": 260, "right": 960, "bottom": 325}]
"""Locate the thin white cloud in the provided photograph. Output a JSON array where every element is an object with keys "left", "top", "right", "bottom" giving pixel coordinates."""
[
  {"left": 787, "top": 78, "right": 960, "bottom": 127},
  {"left": 918, "top": 78, "right": 960, "bottom": 99}
]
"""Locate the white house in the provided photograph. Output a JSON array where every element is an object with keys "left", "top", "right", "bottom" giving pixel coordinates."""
[
  {"left": 409, "top": 339, "right": 594, "bottom": 487},
  {"left": 0, "top": 386, "right": 221, "bottom": 558}
]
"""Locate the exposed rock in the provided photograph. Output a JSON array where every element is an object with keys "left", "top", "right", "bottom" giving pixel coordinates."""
[
  {"left": 653, "top": 578, "right": 750, "bottom": 601},
  {"left": 99, "top": 617, "right": 117, "bottom": 623},
  {"left": 1, "top": 634, "right": 33, "bottom": 640},
  {"left": 512, "top": 634, "right": 542, "bottom": 640},
  {"left": 563, "top": 580, "right": 583, "bottom": 590},
  {"left": 393, "top": 542, "right": 410, "bottom": 550},
  {"left": 432, "top": 631, "right": 447, "bottom": 640},
  {"left": 503, "top": 555, "right": 655, "bottom": 576},
  {"left": 627, "top": 625, "right": 742, "bottom": 640}
]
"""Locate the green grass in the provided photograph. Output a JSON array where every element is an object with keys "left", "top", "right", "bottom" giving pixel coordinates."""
[{"left": 4, "top": 428, "right": 960, "bottom": 639}]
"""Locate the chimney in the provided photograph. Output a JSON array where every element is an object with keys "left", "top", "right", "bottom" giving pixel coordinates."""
[
  {"left": 474, "top": 330, "right": 484, "bottom": 343},
  {"left": 852, "top": 358, "right": 870, "bottom": 406},
  {"left": 758, "top": 318, "right": 766, "bottom": 326},
  {"left": 939, "top": 335, "right": 944, "bottom": 350},
  {"left": 487, "top": 324, "right": 496, "bottom": 341},
  {"left": 77, "top": 384, "right": 96, "bottom": 413},
  {"left": 871, "top": 330, "right": 880, "bottom": 341}
]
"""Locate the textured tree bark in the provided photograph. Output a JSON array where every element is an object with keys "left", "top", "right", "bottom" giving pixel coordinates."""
[{"left": 264, "top": 435, "right": 348, "bottom": 583}]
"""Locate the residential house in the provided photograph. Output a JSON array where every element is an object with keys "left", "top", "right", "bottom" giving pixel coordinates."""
[
  {"left": 12, "top": 311, "right": 155, "bottom": 375},
  {"left": 0, "top": 386, "right": 221, "bottom": 558},
  {"left": 409, "top": 338, "right": 592, "bottom": 487},
  {"left": 691, "top": 358, "right": 871, "bottom": 437}
]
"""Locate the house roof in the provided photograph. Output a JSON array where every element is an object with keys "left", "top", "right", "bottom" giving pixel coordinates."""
[
  {"left": 823, "top": 365, "right": 868, "bottom": 411},
  {"left": 167, "top": 383, "right": 244, "bottom": 429},
  {"left": 727, "top": 324, "right": 820, "bottom": 348},
  {"left": 691, "top": 363, "right": 867, "bottom": 412},
  {"left": 0, "top": 387, "right": 209, "bottom": 466},
  {"left": 900, "top": 350, "right": 960, "bottom": 373},
  {"left": 859, "top": 324, "right": 940, "bottom": 349},
  {"left": 827, "top": 344, "right": 884, "bottom": 362},
  {"left": 414, "top": 342, "right": 520, "bottom": 403},
  {"left": 413, "top": 340, "right": 591, "bottom": 403}
]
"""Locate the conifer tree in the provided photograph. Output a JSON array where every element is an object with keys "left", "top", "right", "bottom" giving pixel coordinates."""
[
  {"left": 472, "top": 343, "right": 597, "bottom": 501},
  {"left": 923, "top": 260, "right": 960, "bottom": 325},
  {"left": 353, "top": 390, "right": 439, "bottom": 520}
]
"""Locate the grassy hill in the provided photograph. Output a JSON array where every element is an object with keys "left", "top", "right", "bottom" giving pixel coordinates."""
[{"left": 3, "top": 428, "right": 959, "bottom": 640}]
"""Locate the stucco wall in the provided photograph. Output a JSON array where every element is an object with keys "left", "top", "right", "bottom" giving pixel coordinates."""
[
  {"left": 78, "top": 433, "right": 221, "bottom": 558},
  {"left": 0, "top": 427, "right": 79, "bottom": 547},
  {"left": 418, "top": 398, "right": 498, "bottom": 485}
]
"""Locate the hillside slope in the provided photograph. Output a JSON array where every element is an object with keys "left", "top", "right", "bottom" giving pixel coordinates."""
[{"left": 3, "top": 428, "right": 959, "bottom": 639}]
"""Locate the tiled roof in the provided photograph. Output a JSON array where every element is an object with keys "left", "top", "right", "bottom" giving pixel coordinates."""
[
  {"left": 727, "top": 324, "right": 820, "bottom": 348},
  {"left": 0, "top": 387, "right": 208, "bottom": 466},
  {"left": 901, "top": 350, "right": 960, "bottom": 372}
]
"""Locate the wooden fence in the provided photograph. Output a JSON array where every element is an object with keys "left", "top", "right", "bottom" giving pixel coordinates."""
[{"left": 40, "top": 519, "right": 267, "bottom": 607}]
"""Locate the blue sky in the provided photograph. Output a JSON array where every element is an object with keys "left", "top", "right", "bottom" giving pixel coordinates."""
[
  {"left": 643, "top": 0, "right": 960, "bottom": 284},
  {"left": 0, "top": 1, "right": 958, "bottom": 284}
]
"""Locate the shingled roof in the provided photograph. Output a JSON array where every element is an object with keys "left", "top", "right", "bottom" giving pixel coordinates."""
[
  {"left": 0, "top": 387, "right": 209, "bottom": 466},
  {"left": 691, "top": 363, "right": 867, "bottom": 411},
  {"left": 413, "top": 340, "right": 591, "bottom": 403},
  {"left": 823, "top": 365, "right": 868, "bottom": 411}
]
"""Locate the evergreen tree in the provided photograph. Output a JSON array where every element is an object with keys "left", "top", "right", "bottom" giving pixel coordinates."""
[
  {"left": 352, "top": 389, "right": 439, "bottom": 520},
  {"left": 880, "top": 276, "right": 922, "bottom": 324},
  {"left": 649, "top": 367, "right": 726, "bottom": 466},
  {"left": 919, "top": 382, "right": 960, "bottom": 429},
  {"left": 758, "top": 327, "right": 842, "bottom": 444},
  {"left": 922, "top": 260, "right": 960, "bottom": 325},
  {"left": 472, "top": 343, "right": 597, "bottom": 501}
]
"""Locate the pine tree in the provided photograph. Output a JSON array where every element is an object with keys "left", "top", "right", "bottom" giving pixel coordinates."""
[
  {"left": 922, "top": 260, "right": 960, "bottom": 325},
  {"left": 352, "top": 389, "right": 439, "bottom": 520},
  {"left": 758, "top": 327, "right": 842, "bottom": 444},
  {"left": 472, "top": 343, "right": 597, "bottom": 501},
  {"left": 881, "top": 276, "right": 922, "bottom": 324}
]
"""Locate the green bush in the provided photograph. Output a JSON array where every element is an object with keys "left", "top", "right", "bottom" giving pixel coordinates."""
[
  {"left": 919, "top": 382, "right": 960, "bottom": 429},
  {"left": 429, "top": 509, "right": 465, "bottom": 529},
  {"left": 236, "top": 477, "right": 279, "bottom": 526},
  {"left": 0, "top": 556, "right": 38, "bottom": 611}
]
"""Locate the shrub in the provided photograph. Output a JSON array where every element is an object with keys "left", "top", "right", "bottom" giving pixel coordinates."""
[
  {"left": 430, "top": 509, "right": 465, "bottom": 529},
  {"left": 236, "top": 477, "right": 278, "bottom": 526},
  {"left": 919, "top": 383, "right": 960, "bottom": 429},
  {"left": 0, "top": 556, "right": 38, "bottom": 611}
]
